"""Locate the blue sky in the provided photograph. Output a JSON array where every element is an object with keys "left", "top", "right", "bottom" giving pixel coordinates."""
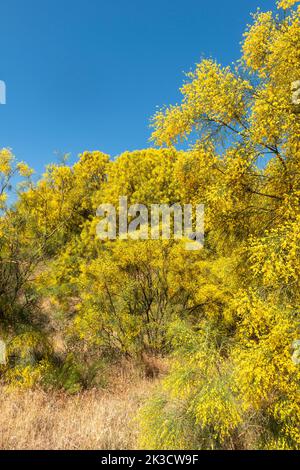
[{"left": 0, "top": 0, "right": 276, "bottom": 174}]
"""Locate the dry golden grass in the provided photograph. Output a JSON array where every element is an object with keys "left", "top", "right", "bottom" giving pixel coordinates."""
[{"left": 0, "top": 365, "right": 157, "bottom": 450}]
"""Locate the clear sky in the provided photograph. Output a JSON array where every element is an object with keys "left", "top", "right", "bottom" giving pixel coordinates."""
[{"left": 0, "top": 0, "right": 276, "bottom": 174}]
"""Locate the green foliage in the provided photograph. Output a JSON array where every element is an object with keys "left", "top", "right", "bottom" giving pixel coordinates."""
[{"left": 43, "top": 354, "right": 108, "bottom": 394}]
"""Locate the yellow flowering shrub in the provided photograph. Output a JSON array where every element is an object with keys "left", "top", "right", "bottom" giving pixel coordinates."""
[
  {"left": 138, "top": 0, "right": 300, "bottom": 450},
  {"left": 1, "top": 0, "right": 300, "bottom": 450},
  {"left": 277, "top": 0, "right": 299, "bottom": 9}
]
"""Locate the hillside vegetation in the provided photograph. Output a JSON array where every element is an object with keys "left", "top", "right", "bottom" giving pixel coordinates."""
[{"left": 0, "top": 0, "right": 300, "bottom": 450}]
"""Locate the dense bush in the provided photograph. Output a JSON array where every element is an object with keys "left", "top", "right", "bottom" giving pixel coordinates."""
[{"left": 0, "top": 0, "right": 299, "bottom": 449}]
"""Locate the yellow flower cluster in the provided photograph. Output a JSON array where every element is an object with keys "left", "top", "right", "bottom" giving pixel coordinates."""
[{"left": 277, "top": 0, "right": 299, "bottom": 9}]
